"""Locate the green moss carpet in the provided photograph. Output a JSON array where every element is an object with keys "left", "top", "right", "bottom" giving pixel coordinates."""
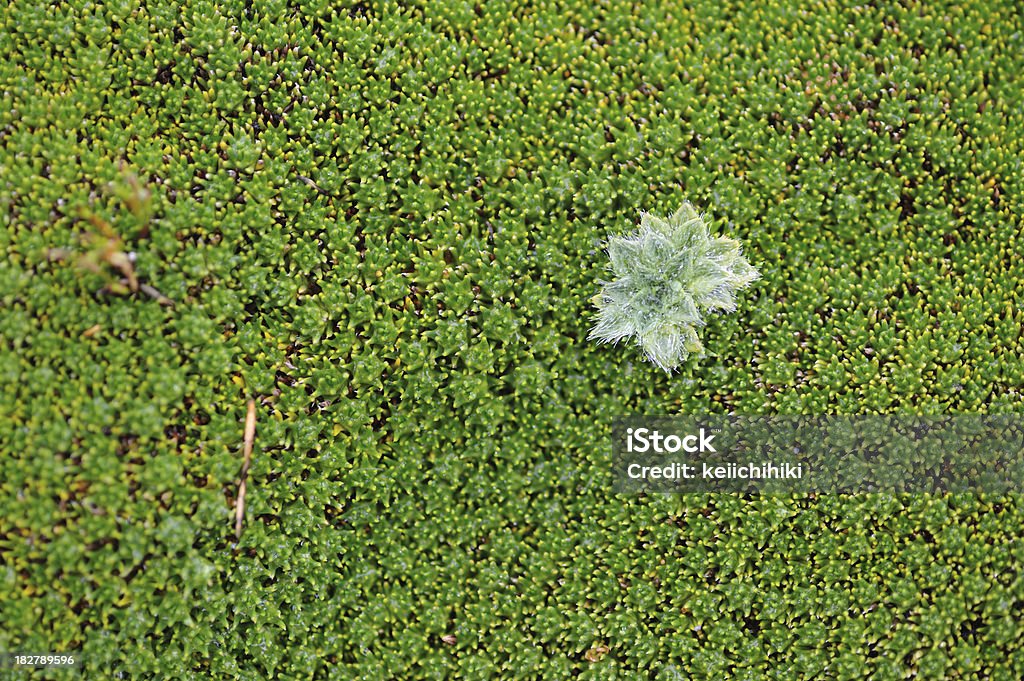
[{"left": 2, "top": 0, "right": 1023, "bottom": 677}]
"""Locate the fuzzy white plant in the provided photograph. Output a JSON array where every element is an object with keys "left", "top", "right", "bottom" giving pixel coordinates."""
[{"left": 589, "top": 202, "right": 760, "bottom": 372}]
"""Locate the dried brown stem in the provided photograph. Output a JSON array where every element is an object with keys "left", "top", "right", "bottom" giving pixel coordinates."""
[
  {"left": 138, "top": 283, "right": 175, "bottom": 306},
  {"left": 235, "top": 400, "right": 257, "bottom": 539}
]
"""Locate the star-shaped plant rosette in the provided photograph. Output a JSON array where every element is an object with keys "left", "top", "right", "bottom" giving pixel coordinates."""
[{"left": 589, "top": 202, "right": 760, "bottom": 372}]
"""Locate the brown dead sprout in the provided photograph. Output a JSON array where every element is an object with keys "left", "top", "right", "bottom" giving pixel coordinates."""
[{"left": 48, "top": 170, "right": 173, "bottom": 306}]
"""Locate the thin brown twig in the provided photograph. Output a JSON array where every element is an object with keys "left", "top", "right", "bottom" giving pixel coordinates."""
[
  {"left": 298, "top": 175, "right": 329, "bottom": 195},
  {"left": 138, "top": 282, "right": 175, "bottom": 306},
  {"left": 235, "top": 399, "right": 257, "bottom": 540}
]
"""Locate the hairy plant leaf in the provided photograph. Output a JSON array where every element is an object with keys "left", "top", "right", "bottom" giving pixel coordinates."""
[{"left": 589, "top": 202, "right": 760, "bottom": 372}]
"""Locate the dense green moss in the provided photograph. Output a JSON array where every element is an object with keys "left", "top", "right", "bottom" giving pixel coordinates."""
[{"left": 2, "top": 0, "right": 1024, "bottom": 678}]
